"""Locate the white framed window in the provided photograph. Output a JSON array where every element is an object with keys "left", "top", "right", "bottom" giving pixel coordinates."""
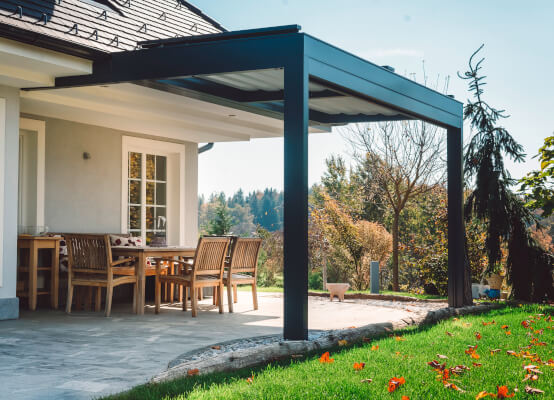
[{"left": 121, "top": 137, "right": 186, "bottom": 246}]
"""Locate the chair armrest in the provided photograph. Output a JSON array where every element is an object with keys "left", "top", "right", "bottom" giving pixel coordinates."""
[{"left": 111, "top": 257, "right": 135, "bottom": 267}]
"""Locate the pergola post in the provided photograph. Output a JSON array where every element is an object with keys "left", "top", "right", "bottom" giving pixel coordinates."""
[
  {"left": 283, "top": 55, "right": 309, "bottom": 341},
  {"left": 447, "top": 126, "right": 465, "bottom": 308}
]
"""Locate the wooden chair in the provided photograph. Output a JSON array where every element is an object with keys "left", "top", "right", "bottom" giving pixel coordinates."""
[
  {"left": 223, "top": 238, "right": 263, "bottom": 313},
  {"left": 155, "top": 236, "right": 231, "bottom": 317},
  {"left": 65, "top": 234, "right": 137, "bottom": 317}
]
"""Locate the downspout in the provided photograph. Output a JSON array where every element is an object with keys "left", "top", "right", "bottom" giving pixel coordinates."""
[{"left": 198, "top": 143, "right": 214, "bottom": 154}]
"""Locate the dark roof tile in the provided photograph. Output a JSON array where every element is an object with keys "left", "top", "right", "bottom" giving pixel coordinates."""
[{"left": 0, "top": 0, "right": 224, "bottom": 53}]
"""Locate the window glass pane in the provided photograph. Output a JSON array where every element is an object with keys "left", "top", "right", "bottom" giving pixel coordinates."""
[
  {"left": 146, "top": 182, "right": 155, "bottom": 205},
  {"left": 129, "top": 231, "right": 142, "bottom": 238},
  {"left": 156, "top": 182, "right": 166, "bottom": 206},
  {"left": 155, "top": 207, "right": 166, "bottom": 230},
  {"left": 128, "top": 180, "right": 141, "bottom": 205},
  {"left": 146, "top": 206, "right": 154, "bottom": 230},
  {"left": 146, "top": 154, "right": 155, "bottom": 180},
  {"left": 146, "top": 231, "right": 154, "bottom": 245},
  {"left": 129, "top": 206, "right": 141, "bottom": 230},
  {"left": 129, "top": 152, "right": 141, "bottom": 179},
  {"left": 156, "top": 156, "right": 167, "bottom": 181}
]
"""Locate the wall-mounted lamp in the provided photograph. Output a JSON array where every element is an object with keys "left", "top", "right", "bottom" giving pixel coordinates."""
[{"left": 83, "top": 152, "right": 91, "bottom": 160}]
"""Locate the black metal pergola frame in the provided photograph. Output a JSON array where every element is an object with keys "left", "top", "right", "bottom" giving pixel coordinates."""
[{"left": 53, "top": 25, "right": 468, "bottom": 340}]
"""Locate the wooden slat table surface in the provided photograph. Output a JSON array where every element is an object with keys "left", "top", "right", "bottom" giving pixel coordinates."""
[{"left": 111, "top": 246, "right": 195, "bottom": 315}]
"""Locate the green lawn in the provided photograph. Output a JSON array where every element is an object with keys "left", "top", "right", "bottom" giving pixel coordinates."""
[
  {"left": 238, "top": 286, "right": 445, "bottom": 300},
  {"left": 105, "top": 305, "right": 552, "bottom": 400}
]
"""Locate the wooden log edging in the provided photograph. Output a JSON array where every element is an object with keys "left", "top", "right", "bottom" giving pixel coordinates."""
[
  {"left": 307, "top": 291, "right": 447, "bottom": 303},
  {"left": 152, "top": 303, "right": 503, "bottom": 384}
]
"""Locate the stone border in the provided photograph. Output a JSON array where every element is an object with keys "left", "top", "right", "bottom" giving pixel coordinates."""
[
  {"left": 308, "top": 291, "right": 446, "bottom": 303},
  {"left": 152, "top": 303, "right": 502, "bottom": 384}
]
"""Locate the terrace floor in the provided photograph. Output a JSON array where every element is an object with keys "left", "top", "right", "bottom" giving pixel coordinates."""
[{"left": 0, "top": 292, "right": 446, "bottom": 400}]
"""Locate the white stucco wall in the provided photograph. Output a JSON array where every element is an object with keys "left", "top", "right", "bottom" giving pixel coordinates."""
[
  {"left": 0, "top": 86, "right": 20, "bottom": 301},
  {"left": 25, "top": 115, "right": 199, "bottom": 242}
]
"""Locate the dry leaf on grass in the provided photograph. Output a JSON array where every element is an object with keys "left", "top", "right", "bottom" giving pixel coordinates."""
[
  {"left": 187, "top": 369, "right": 199, "bottom": 376},
  {"left": 437, "top": 354, "right": 448, "bottom": 359},
  {"left": 360, "top": 378, "right": 372, "bottom": 384},
  {"left": 319, "top": 352, "right": 334, "bottom": 364},
  {"left": 387, "top": 376, "right": 406, "bottom": 393},
  {"left": 524, "top": 385, "right": 545, "bottom": 394},
  {"left": 353, "top": 362, "right": 365, "bottom": 371}
]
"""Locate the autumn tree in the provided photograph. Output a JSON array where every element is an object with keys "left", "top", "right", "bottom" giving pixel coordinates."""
[
  {"left": 520, "top": 135, "right": 554, "bottom": 217},
  {"left": 312, "top": 192, "right": 392, "bottom": 290},
  {"left": 342, "top": 121, "right": 445, "bottom": 291}
]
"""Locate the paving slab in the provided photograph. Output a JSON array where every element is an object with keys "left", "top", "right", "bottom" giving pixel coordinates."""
[{"left": 0, "top": 292, "right": 446, "bottom": 399}]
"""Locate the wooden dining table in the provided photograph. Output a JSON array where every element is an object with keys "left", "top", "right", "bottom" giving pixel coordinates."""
[{"left": 111, "top": 246, "right": 195, "bottom": 315}]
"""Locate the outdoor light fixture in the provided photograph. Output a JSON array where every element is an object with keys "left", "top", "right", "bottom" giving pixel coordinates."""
[{"left": 83, "top": 152, "right": 91, "bottom": 160}]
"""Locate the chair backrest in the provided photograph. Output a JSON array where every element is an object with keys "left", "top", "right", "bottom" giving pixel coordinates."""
[
  {"left": 228, "top": 238, "right": 263, "bottom": 276},
  {"left": 192, "top": 236, "right": 231, "bottom": 277},
  {"left": 66, "top": 234, "right": 112, "bottom": 275}
]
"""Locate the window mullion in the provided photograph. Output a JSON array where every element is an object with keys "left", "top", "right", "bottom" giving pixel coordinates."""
[{"left": 141, "top": 153, "right": 147, "bottom": 240}]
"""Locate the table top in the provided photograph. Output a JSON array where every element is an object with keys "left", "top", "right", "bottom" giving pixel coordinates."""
[
  {"left": 111, "top": 246, "right": 195, "bottom": 253},
  {"left": 18, "top": 235, "right": 62, "bottom": 241}
]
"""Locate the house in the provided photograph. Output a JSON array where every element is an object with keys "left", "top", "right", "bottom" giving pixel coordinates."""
[{"left": 0, "top": 0, "right": 467, "bottom": 337}]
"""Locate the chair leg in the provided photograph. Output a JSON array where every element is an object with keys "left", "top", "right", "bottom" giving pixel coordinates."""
[
  {"left": 74, "top": 287, "right": 82, "bottom": 311},
  {"left": 155, "top": 275, "right": 161, "bottom": 314},
  {"left": 252, "top": 283, "right": 258, "bottom": 310},
  {"left": 218, "top": 283, "right": 224, "bottom": 314},
  {"left": 132, "top": 284, "right": 137, "bottom": 314},
  {"left": 170, "top": 282, "right": 175, "bottom": 303},
  {"left": 233, "top": 285, "right": 238, "bottom": 303},
  {"left": 191, "top": 287, "right": 198, "bottom": 317},
  {"left": 179, "top": 286, "right": 183, "bottom": 304},
  {"left": 227, "top": 283, "right": 234, "bottom": 313},
  {"left": 182, "top": 286, "right": 188, "bottom": 311},
  {"left": 66, "top": 282, "right": 74, "bottom": 314},
  {"left": 105, "top": 284, "right": 113, "bottom": 317},
  {"left": 85, "top": 287, "right": 93, "bottom": 311},
  {"left": 95, "top": 287, "right": 102, "bottom": 312},
  {"left": 199, "top": 288, "right": 203, "bottom": 301},
  {"left": 213, "top": 287, "right": 217, "bottom": 305}
]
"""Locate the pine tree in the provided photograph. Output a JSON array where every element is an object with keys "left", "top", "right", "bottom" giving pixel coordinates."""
[
  {"left": 460, "top": 45, "right": 553, "bottom": 301},
  {"left": 207, "top": 199, "right": 234, "bottom": 235}
]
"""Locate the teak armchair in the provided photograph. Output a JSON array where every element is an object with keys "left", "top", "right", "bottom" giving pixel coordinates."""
[
  {"left": 65, "top": 234, "right": 137, "bottom": 317},
  {"left": 155, "top": 236, "right": 231, "bottom": 317},
  {"left": 223, "top": 238, "right": 263, "bottom": 312}
]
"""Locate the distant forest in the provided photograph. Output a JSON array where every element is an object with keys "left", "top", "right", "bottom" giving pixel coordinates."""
[{"left": 198, "top": 188, "right": 283, "bottom": 235}]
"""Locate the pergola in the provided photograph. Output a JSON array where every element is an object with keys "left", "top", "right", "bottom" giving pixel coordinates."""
[{"left": 53, "top": 25, "right": 467, "bottom": 340}]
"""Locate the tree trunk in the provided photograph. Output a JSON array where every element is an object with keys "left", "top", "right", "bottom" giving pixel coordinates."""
[
  {"left": 322, "top": 253, "right": 327, "bottom": 291},
  {"left": 392, "top": 212, "right": 400, "bottom": 292}
]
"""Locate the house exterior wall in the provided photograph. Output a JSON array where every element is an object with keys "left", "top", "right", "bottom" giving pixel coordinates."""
[
  {"left": 0, "top": 85, "right": 20, "bottom": 320},
  {"left": 25, "top": 115, "right": 199, "bottom": 243}
]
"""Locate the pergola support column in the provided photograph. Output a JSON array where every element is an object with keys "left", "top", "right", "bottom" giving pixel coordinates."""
[
  {"left": 447, "top": 126, "right": 465, "bottom": 308},
  {"left": 283, "top": 56, "right": 309, "bottom": 341}
]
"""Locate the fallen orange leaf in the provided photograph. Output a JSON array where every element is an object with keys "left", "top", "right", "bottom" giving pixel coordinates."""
[
  {"left": 505, "top": 331, "right": 512, "bottom": 335},
  {"left": 371, "top": 345, "right": 379, "bottom": 351},
  {"left": 476, "top": 391, "right": 492, "bottom": 399},
  {"left": 473, "top": 362, "right": 483, "bottom": 367},
  {"left": 395, "top": 336, "right": 406, "bottom": 342},
  {"left": 246, "top": 374, "right": 254, "bottom": 384},
  {"left": 338, "top": 339, "right": 348, "bottom": 347},
  {"left": 353, "top": 362, "right": 365, "bottom": 371},
  {"left": 387, "top": 376, "right": 406, "bottom": 393},
  {"left": 401, "top": 396, "right": 410, "bottom": 400},
  {"left": 471, "top": 353, "right": 481, "bottom": 360},
  {"left": 319, "top": 352, "right": 334, "bottom": 364},
  {"left": 475, "top": 332, "right": 482, "bottom": 340},
  {"left": 496, "top": 385, "right": 515, "bottom": 398},
  {"left": 501, "top": 325, "right": 509, "bottom": 330},
  {"left": 187, "top": 369, "right": 200, "bottom": 376},
  {"left": 445, "top": 331, "right": 454, "bottom": 337}
]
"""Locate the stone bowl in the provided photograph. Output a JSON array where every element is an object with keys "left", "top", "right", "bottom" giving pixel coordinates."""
[{"left": 326, "top": 283, "right": 350, "bottom": 302}]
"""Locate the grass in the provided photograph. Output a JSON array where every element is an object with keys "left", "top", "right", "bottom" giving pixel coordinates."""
[
  {"left": 238, "top": 286, "right": 446, "bottom": 300},
  {"left": 104, "top": 304, "right": 552, "bottom": 400}
]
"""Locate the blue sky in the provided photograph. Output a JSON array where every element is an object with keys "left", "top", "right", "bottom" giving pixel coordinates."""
[{"left": 194, "top": 0, "right": 554, "bottom": 197}]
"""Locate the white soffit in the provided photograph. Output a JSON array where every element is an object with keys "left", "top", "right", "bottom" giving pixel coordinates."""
[
  {"left": 21, "top": 83, "right": 326, "bottom": 143},
  {"left": 0, "top": 38, "right": 92, "bottom": 88}
]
